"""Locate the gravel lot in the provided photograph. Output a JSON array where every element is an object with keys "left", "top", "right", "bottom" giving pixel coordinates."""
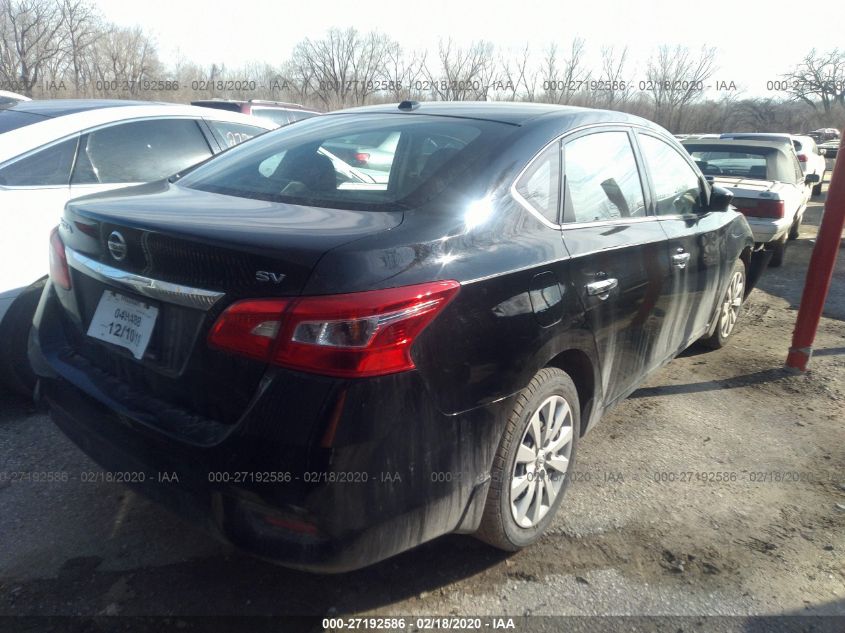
[{"left": 0, "top": 179, "right": 843, "bottom": 632}]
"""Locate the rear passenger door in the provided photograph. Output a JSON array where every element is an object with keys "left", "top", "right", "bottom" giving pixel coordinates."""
[
  {"left": 635, "top": 131, "right": 725, "bottom": 353},
  {"left": 559, "top": 127, "right": 671, "bottom": 405},
  {"left": 0, "top": 136, "right": 79, "bottom": 292}
]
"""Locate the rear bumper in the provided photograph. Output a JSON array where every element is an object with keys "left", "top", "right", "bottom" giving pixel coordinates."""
[
  {"left": 745, "top": 216, "right": 791, "bottom": 244},
  {"left": 29, "top": 283, "right": 507, "bottom": 572}
]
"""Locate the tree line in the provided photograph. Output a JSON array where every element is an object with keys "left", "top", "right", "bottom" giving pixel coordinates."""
[{"left": 2, "top": 0, "right": 844, "bottom": 133}]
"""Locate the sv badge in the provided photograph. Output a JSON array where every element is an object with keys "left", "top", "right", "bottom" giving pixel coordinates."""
[{"left": 256, "top": 271, "right": 286, "bottom": 284}]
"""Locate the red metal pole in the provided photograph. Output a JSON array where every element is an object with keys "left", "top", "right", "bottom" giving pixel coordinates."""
[{"left": 786, "top": 132, "right": 845, "bottom": 370}]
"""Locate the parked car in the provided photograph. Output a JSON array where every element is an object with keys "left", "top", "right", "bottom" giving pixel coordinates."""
[
  {"left": 30, "top": 101, "right": 766, "bottom": 572},
  {"left": 719, "top": 133, "right": 826, "bottom": 196},
  {"left": 807, "top": 128, "right": 840, "bottom": 159},
  {"left": 0, "top": 90, "right": 30, "bottom": 108},
  {"left": 683, "top": 138, "right": 818, "bottom": 267},
  {"left": 0, "top": 99, "right": 277, "bottom": 395},
  {"left": 191, "top": 99, "right": 319, "bottom": 127},
  {"left": 808, "top": 128, "right": 840, "bottom": 143}
]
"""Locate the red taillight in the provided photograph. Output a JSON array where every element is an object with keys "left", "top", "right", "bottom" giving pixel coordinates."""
[
  {"left": 797, "top": 153, "right": 808, "bottom": 163},
  {"left": 353, "top": 152, "right": 370, "bottom": 164},
  {"left": 49, "top": 227, "right": 71, "bottom": 290},
  {"left": 208, "top": 281, "right": 460, "bottom": 378},
  {"left": 207, "top": 298, "right": 291, "bottom": 362},
  {"left": 733, "top": 198, "right": 785, "bottom": 219}
]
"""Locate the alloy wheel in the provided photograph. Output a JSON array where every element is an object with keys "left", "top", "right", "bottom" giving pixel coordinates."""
[
  {"left": 719, "top": 270, "right": 745, "bottom": 339},
  {"left": 510, "top": 394, "right": 574, "bottom": 528}
]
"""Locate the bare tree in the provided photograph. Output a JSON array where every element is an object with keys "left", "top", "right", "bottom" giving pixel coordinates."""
[
  {"left": 645, "top": 45, "right": 717, "bottom": 131},
  {"left": 89, "top": 24, "right": 158, "bottom": 97},
  {"left": 599, "top": 44, "right": 630, "bottom": 109},
  {"left": 287, "top": 28, "right": 395, "bottom": 108},
  {"left": 0, "top": 0, "right": 66, "bottom": 96},
  {"left": 540, "top": 39, "right": 589, "bottom": 105},
  {"left": 423, "top": 38, "right": 495, "bottom": 100},
  {"left": 59, "top": 0, "right": 98, "bottom": 95},
  {"left": 383, "top": 42, "right": 426, "bottom": 101},
  {"left": 499, "top": 44, "right": 537, "bottom": 101},
  {"left": 783, "top": 48, "right": 845, "bottom": 113}
]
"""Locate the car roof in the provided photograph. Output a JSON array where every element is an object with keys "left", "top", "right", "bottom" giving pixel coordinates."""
[
  {"left": 7, "top": 99, "right": 164, "bottom": 118},
  {"left": 328, "top": 101, "right": 644, "bottom": 126},
  {"left": 0, "top": 101, "right": 277, "bottom": 162}
]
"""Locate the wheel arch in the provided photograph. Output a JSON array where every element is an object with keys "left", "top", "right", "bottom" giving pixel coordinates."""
[{"left": 545, "top": 347, "right": 597, "bottom": 437}]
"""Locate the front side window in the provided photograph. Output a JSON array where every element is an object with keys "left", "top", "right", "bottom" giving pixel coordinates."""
[
  {"left": 0, "top": 137, "right": 78, "bottom": 186},
  {"left": 639, "top": 134, "right": 702, "bottom": 216},
  {"left": 72, "top": 119, "right": 213, "bottom": 185},
  {"left": 179, "top": 114, "right": 509, "bottom": 211},
  {"left": 514, "top": 142, "right": 561, "bottom": 223},
  {"left": 563, "top": 131, "right": 646, "bottom": 223}
]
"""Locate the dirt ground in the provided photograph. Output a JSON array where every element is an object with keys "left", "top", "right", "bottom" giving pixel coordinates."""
[{"left": 0, "top": 178, "right": 843, "bottom": 632}]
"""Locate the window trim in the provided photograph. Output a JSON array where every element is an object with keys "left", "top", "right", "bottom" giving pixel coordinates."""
[
  {"left": 510, "top": 139, "right": 562, "bottom": 228},
  {"left": 633, "top": 130, "right": 711, "bottom": 218}
]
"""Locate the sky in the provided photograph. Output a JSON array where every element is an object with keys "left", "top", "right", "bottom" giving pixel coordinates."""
[{"left": 93, "top": 0, "right": 845, "bottom": 97}]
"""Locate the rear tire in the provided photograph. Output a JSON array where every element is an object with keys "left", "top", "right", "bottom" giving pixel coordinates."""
[
  {"left": 475, "top": 368, "right": 580, "bottom": 551},
  {"left": 701, "top": 260, "right": 746, "bottom": 350},
  {"left": 788, "top": 218, "right": 800, "bottom": 241},
  {"left": 768, "top": 236, "right": 787, "bottom": 268},
  {"left": 0, "top": 281, "right": 44, "bottom": 398}
]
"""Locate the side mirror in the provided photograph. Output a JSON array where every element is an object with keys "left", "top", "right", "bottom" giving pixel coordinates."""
[
  {"left": 805, "top": 173, "right": 821, "bottom": 185},
  {"left": 707, "top": 185, "right": 733, "bottom": 212},
  {"left": 819, "top": 149, "right": 827, "bottom": 156}
]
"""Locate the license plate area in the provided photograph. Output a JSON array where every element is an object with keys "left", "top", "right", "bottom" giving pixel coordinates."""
[{"left": 86, "top": 290, "right": 159, "bottom": 360}]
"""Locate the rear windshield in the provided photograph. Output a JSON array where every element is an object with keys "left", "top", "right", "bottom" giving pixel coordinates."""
[
  {"left": 0, "top": 110, "right": 44, "bottom": 134},
  {"left": 179, "top": 114, "right": 512, "bottom": 211},
  {"left": 687, "top": 149, "right": 772, "bottom": 179}
]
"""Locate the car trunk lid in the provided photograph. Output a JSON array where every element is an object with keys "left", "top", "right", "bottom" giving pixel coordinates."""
[{"left": 52, "top": 182, "right": 402, "bottom": 429}]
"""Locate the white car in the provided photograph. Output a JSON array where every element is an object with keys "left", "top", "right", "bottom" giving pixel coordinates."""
[
  {"left": 683, "top": 138, "right": 819, "bottom": 268},
  {"left": 0, "top": 99, "right": 277, "bottom": 394},
  {"left": 719, "top": 133, "right": 827, "bottom": 196}
]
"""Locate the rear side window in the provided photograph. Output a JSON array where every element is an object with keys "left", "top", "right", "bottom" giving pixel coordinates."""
[
  {"left": 0, "top": 137, "right": 78, "bottom": 186},
  {"left": 687, "top": 149, "right": 768, "bottom": 179},
  {"left": 72, "top": 119, "right": 213, "bottom": 185},
  {"left": 638, "top": 135, "right": 703, "bottom": 215},
  {"left": 180, "top": 115, "right": 510, "bottom": 211},
  {"left": 206, "top": 121, "right": 268, "bottom": 149},
  {"left": 563, "top": 131, "right": 645, "bottom": 223},
  {"left": 514, "top": 142, "right": 561, "bottom": 223}
]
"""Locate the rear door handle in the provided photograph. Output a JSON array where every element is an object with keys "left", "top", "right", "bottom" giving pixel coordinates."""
[
  {"left": 585, "top": 278, "right": 618, "bottom": 299},
  {"left": 672, "top": 252, "right": 691, "bottom": 269}
]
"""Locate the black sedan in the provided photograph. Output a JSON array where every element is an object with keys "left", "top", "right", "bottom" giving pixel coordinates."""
[{"left": 29, "top": 101, "right": 766, "bottom": 572}]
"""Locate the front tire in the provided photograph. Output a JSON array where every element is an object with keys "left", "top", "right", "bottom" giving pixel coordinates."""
[
  {"left": 701, "top": 259, "right": 745, "bottom": 350},
  {"left": 812, "top": 182, "right": 822, "bottom": 197},
  {"left": 475, "top": 368, "right": 580, "bottom": 551}
]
